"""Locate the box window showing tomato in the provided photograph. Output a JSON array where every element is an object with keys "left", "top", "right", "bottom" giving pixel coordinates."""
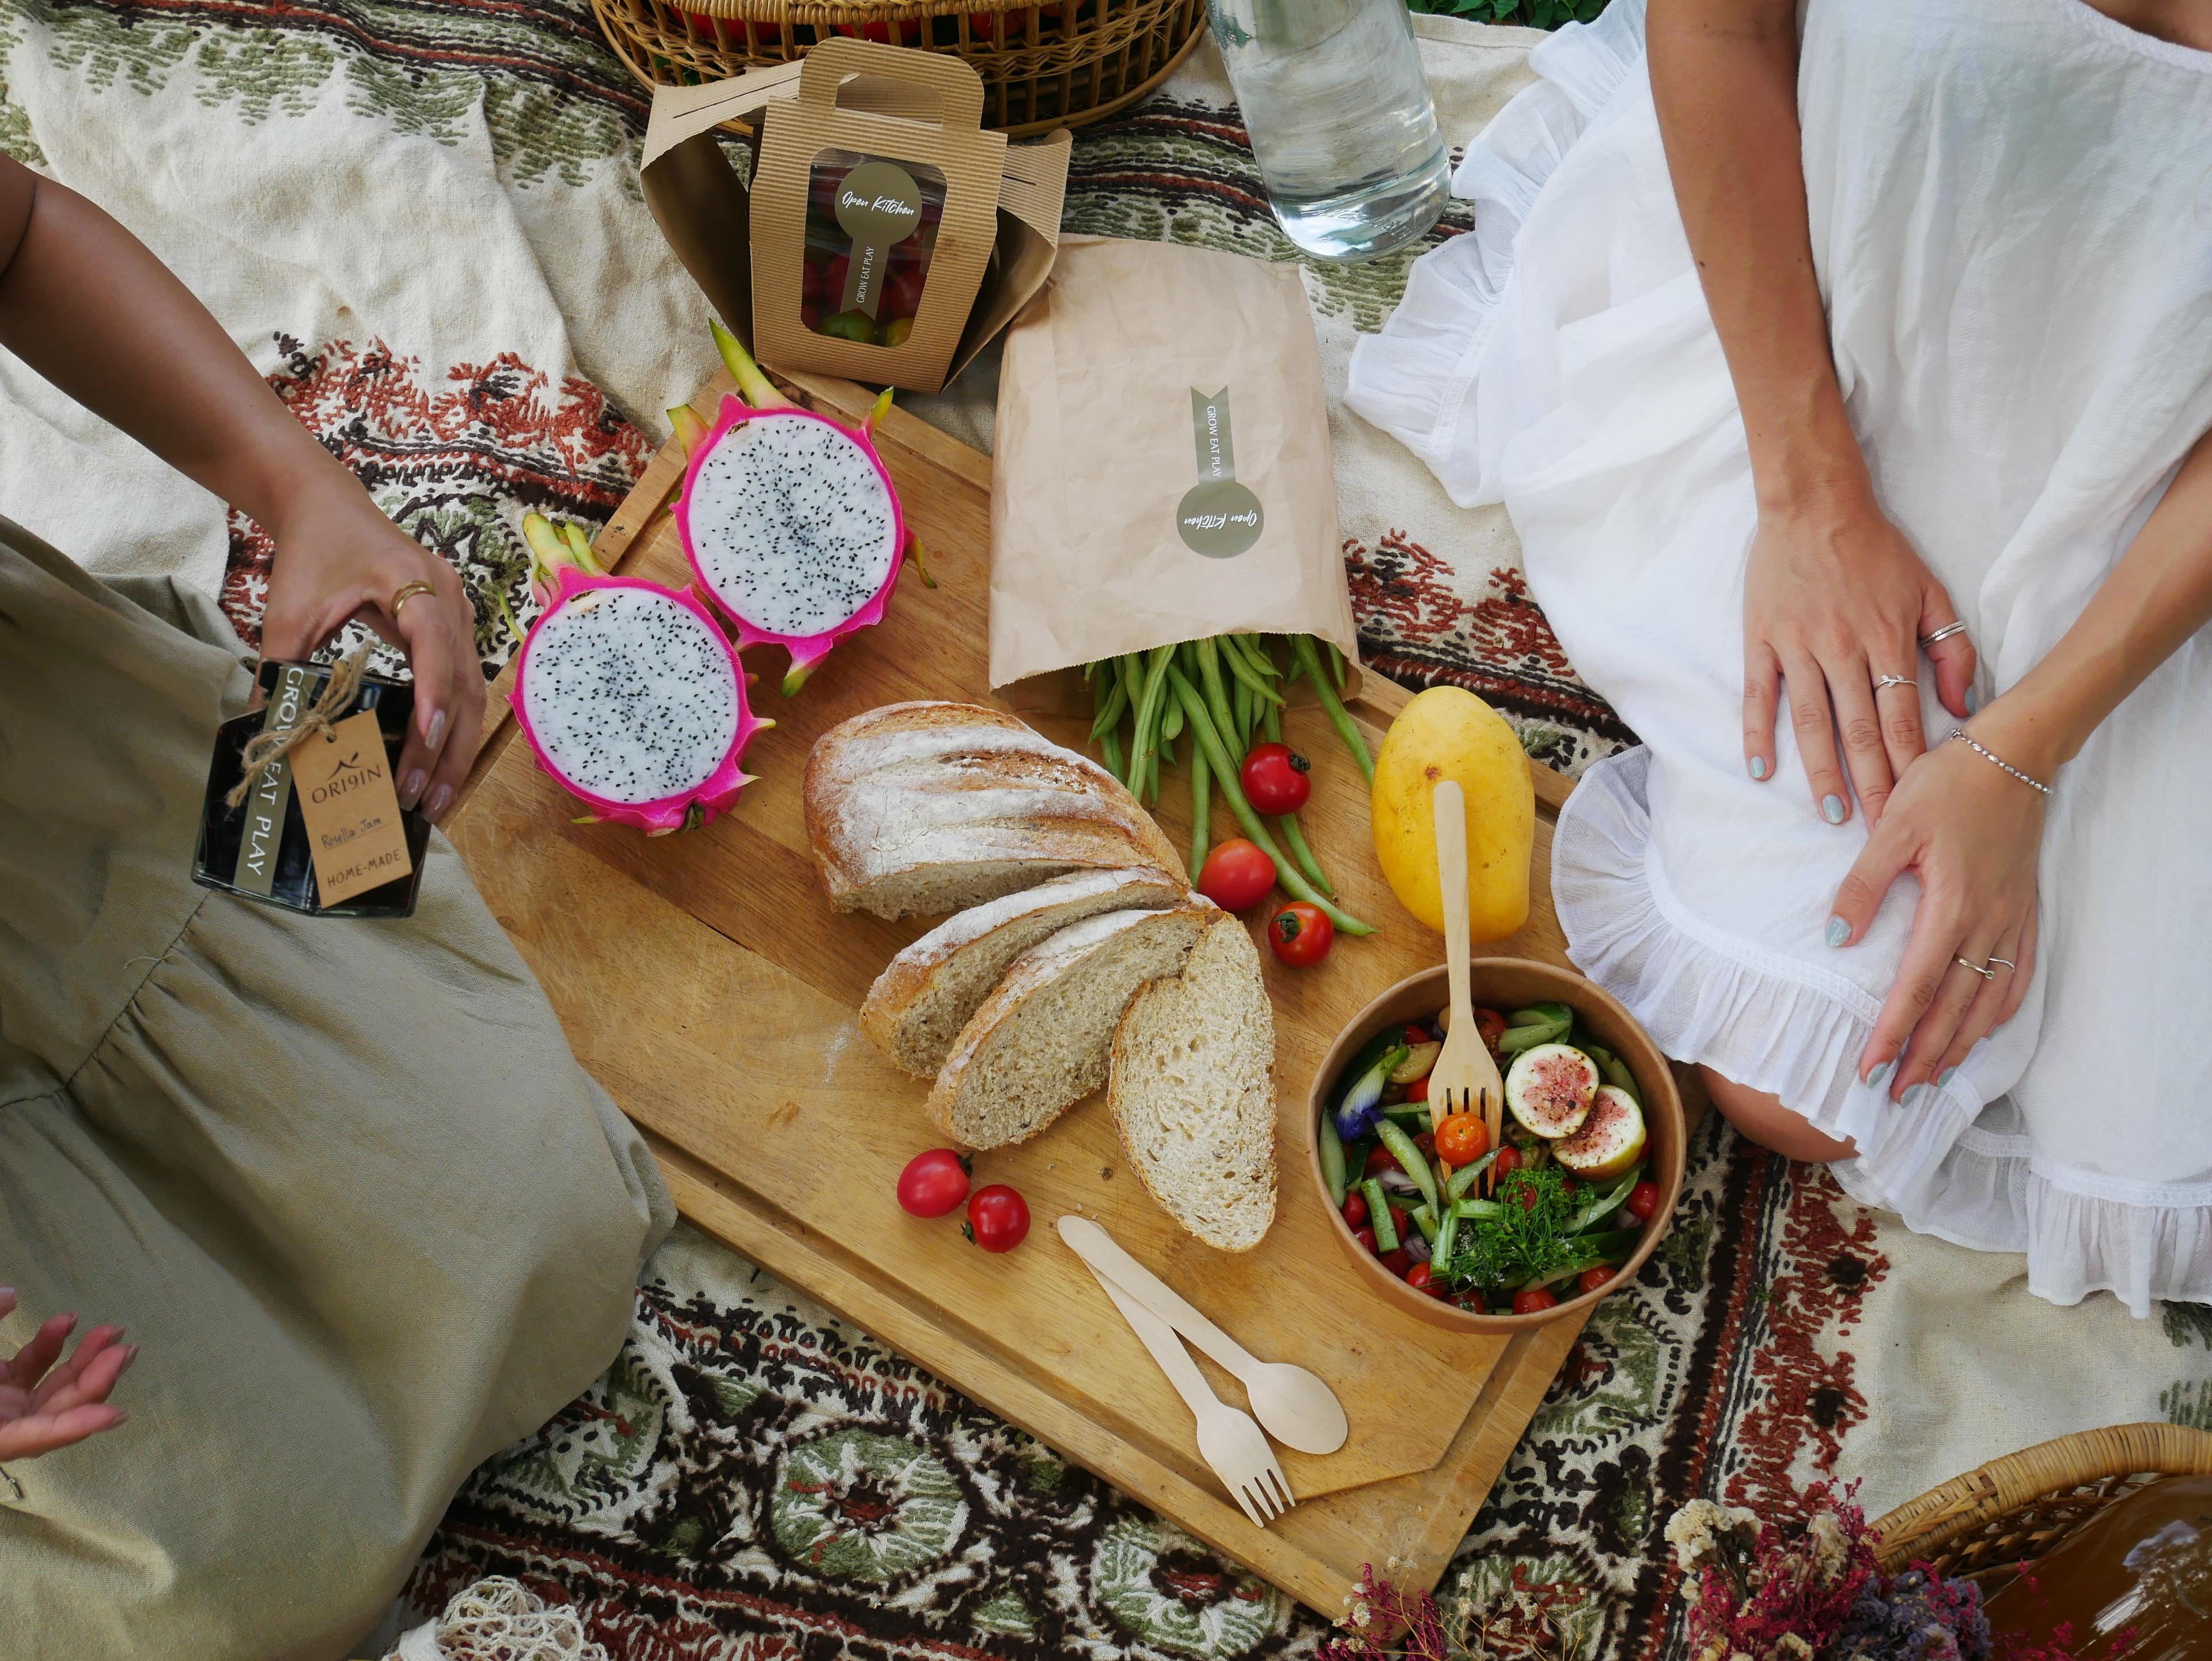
[{"left": 802, "top": 149, "right": 944, "bottom": 350}]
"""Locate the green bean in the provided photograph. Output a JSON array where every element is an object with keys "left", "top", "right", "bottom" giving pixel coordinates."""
[
  {"left": 1376, "top": 1121, "right": 1438, "bottom": 1211},
  {"left": 1225, "top": 631, "right": 1283, "bottom": 680},
  {"left": 1161, "top": 693, "right": 1184, "bottom": 743},
  {"left": 1188, "top": 742, "right": 1211, "bottom": 884},
  {"left": 1433, "top": 1205, "right": 1459, "bottom": 1274},
  {"left": 1221, "top": 637, "right": 1287, "bottom": 706},
  {"left": 1164, "top": 666, "right": 1376, "bottom": 936},
  {"left": 1262, "top": 693, "right": 1282, "bottom": 746},
  {"left": 1446, "top": 1149, "right": 1501, "bottom": 1203},
  {"left": 1195, "top": 638, "right": 1240, "bottom": 754},
  {"left": 1100, "top": 724, "right": 1125, "bottom": 782},
  {"left": 1324, "top": 637, "right": 1349, "bottom": 691},
  {"left": 1318, "top": 1099, "right": 1347, "bottom": 1206},
  {"left": 1090, "top": 663, "right": 1129, "bottom": 740},
  {"left": 1233, "top": 676, "right": 1253, "bottom": 751},
  {"left": 1127, "top": 644, "right": 1175, "bottom": 804},
  {"left": 1295, "top": 634, "right": 1373, "bottom": 784},
  {"left": 1363, "top": 1178, "right": 1399, "bottom": 1251},
  {"left": 1277, "top": 812, "right": 1335, "bottom": 898}
]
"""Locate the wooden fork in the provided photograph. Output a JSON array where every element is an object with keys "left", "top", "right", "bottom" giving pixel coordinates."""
[{"left": 1430, "top": 781, "right": 1507, "bottom": 1196}]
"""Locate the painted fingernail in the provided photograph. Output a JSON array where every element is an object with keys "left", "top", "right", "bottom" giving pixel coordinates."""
[
  {"left": 1826, "top": 916, "right": 1850, "bottom": 948},
  {"left": 1938, "top": 1067, "right": 1957, "bottom": 1088},
  {"left": 423, "top": 708, "right": 449, "bottom": 750},
  {"left": 425, "top": 784, "right": 454, "bottom": 822},
  {"left": 1902, "top": 1084, "right": 1931, "bottom": 1108},
  {"left": 1964, "top": 688, "right": 1980, "bottom": 714},
  {"left": 1749, "top": 756, "right": 1768, "bottom": 780},
  {"left": 1864, "top": 1060, "right": 1892, "bottom": 1087},
  {"left": 1822, "top": 794, "right": 1847, "bottom": 824},
  {"left": 399, "top": 769, "right": 427, "bottom": 808}
]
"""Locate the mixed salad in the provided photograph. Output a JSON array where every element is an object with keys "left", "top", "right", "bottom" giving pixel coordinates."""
[{"left": 1318, "top": 1000, "right": 1662, "bottom": 1315}]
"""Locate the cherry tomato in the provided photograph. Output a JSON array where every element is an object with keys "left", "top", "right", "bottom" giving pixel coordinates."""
[
  {"left": 1402, "top": 1024, "right": 1429, "bottom": 1045},
  {"left": 1353, "top": 1225, "right": 1378, "bottom": 1255},
  {"left": 1196, "top": 838, "right": 1275, "bottom": 912},
  {"left": 1512, "top": 1288, "right": 1559, "bottom": 1316},
  {"left": 1268, "top": 902, "right": 1333, "bottom": 967},
  {"left": 1492, "top": 1145, "right": 1522, "bottom": 1180},
  {"left": 896, "top": 1148, "right": 971, "bottom": 1217},
  {"left": 1577, "top": 1267, "right": 1615, "bottom": 1297},
  {"left": 1387, "top": 1204, "right": 1409, "bottom": 1241},
  {"left": 1517, "top": 1186, "right": 1540, "bottom": 1212},
  {"left": 1433, "top": 1114, "right": 1490, "bottom": 1169},
  {"left": 1406, "top": 1075, "right": 1430, "bottom": 1103},
  {"left": 963, "top": 1184, "right": 1030, "bottom": 1252},
  {"left": 1474, "top": 1008, "right": 1508, "bottom": 1051},
  {"left": 1341, "top": 1191, "right": 1369, "bottom": 1229},
  {"left": 1626, "top": 1181, "right": 1662, "bottom": 1223},
  {"left": 885, "top": 263, "right": 927, "bottom": 323},
  {"left": 1238, "top": 741, "right": 1312, "bottom": 815},
  {"left": 1413, "top": 1131, "right": 1436, "bottom": 1156},
  {"left": 1364, "top": 1144, "right": 1400, "bottom": 1176},
  {"left": 1404, "top": 1262, "right": 1434, "bottom": 1294},
  {"left": 1378, "top": 1247, "right": 1412, "bottom": 1277},
  {"left": 1559, "top": 1176, "right": 1579, "bottom": 1197}
]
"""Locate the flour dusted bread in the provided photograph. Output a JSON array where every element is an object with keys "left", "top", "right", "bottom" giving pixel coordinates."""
[
  {"left": 927, "top": 901, "right": 1214, "bottom": 1148},
  {"left": 1109, "top": 915, "right": 1278, "bottom": 1251},
  {"left": 862, "top": 867, "right": 1189, "bottom": 1077},
  {"left": 804, "top": 702, "right": 1183, "bottom": 918}
]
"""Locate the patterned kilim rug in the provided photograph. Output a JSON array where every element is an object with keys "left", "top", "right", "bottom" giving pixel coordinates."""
[{"left": 3, "top": 3, "right": 2210, "bottom": 1657}]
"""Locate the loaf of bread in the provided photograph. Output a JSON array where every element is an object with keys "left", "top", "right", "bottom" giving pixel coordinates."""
[
  {"left": 861, "top": 867, "right": 1190, "bottom": 1077},
  {"left": 1109, "top": 914, "right": 1278, "bottom": 1251},
  {"left": 804, "top": 701, "right": 1183, "bottom": 919},
  {"left": 926, "top": 901, "right": 1214, "bottom": 1148}
]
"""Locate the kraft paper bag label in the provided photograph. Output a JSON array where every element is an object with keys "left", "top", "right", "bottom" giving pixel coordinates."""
[
  {"left": 232, "top": 662, "right": 314, "bottom": 896},
  {"left": 289, "top": 711, "right": 414, "bottom": 907},
  {"left": 1179, "top": 387, "right": 1265, "bottom": 559},
  {"left": 834, "top": 158, "right": 923, "bottom": 318}
]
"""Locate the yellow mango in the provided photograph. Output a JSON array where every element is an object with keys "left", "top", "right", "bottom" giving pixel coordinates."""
[{"left": 1370, "top": 686, "right": 1534, "bottom": 941}]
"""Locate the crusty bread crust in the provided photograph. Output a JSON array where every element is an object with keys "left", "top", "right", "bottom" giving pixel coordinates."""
[
  {"left": 861, "top": 867, "right": 1188, "bottom": 1076},
  {"left": 803, "top": 702, "right": 1183, "bottom": 915}
]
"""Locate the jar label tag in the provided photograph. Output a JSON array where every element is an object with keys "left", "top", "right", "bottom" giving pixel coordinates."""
[
  {"left": 1177, "top": 387, "right": 1264, "bottom": 558},
  {"left": 290, "top": 710, "right": 414, "bottom": 907},
  {"left": 232, "top": 663, "right": 315, "bottom": 896},
  {"left": 835, "top": 160, "right": 923, "bottom": 319}
]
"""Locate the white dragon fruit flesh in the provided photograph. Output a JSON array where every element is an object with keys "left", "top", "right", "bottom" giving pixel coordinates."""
[{"left": 510, "top": 566, "right": 766, "bottom": 835}]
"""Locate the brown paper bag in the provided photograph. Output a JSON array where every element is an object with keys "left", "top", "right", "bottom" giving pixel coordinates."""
[
  {"left": 639, "top": 40, "right": 1070, "bottom": 395},
  {"left": 988, "top": 237, "right": 1360, "bottom": 707}
]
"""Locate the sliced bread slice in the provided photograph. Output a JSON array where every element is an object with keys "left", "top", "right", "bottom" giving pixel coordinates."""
[
  {"left": 862, "top": 867, "right": 1190, "bottom": 1077},
  {"left": 803, "top": 701, "right": 1183, "bottom": 918},
  {"left": 1109, "top": 915, "right": 1278, "bottom": 1251},
  {"left": 926, "top": 901, "right": 1214, "bottom": 1148}
]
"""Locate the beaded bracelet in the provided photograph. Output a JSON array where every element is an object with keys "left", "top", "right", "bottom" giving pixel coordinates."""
[{"left": 1948, "top": 729, "right": 2051, "bottom": 795}]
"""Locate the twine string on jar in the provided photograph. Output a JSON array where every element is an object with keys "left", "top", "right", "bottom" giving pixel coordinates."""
[{"left": 225, "top": 644, "right": 374, "bottom": 810}]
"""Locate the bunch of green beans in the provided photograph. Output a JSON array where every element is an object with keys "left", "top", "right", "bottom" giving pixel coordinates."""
[{"left": 1082, "top": 634, "right": 1376, "bottom": 938}]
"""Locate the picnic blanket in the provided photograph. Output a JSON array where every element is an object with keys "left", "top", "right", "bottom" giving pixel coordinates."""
[{"left": 2, "top": 5, "right": 2207, "bottom": 1656}]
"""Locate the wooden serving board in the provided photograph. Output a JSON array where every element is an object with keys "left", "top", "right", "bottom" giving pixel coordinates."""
[{"left": 446, "top": 368, "right": 1595, "bottom": 1615}]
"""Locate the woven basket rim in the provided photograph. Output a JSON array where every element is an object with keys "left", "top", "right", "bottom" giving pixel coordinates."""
[{"left": 1870, "top": 1420, "right": 2212, "bottom": 1573}]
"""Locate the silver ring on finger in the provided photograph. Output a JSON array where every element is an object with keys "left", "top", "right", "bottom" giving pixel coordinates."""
[
  {"left": 1919, "top": 621, "right": 1969, "bottom": 650},
  {"left": 1955, "top": 954, "right": 1996, "bottom": 981},
  {"left": 1987, "top": 956, "right": 2017, "bottom": 972},
  {"left": 1872, "top": 674, "right": 1918, "bottom": 694}
]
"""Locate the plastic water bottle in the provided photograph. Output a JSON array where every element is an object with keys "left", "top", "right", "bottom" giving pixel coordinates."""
[{"left": 1205, "top": 0, "right": 1450, "bottom": 262}]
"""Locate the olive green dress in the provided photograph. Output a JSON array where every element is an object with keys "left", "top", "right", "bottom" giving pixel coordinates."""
[{"left": 0, "top": 519, "right": 673, "bottom": 1658}]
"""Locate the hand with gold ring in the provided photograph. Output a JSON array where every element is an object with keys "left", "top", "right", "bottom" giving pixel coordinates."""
[{"left": 257, "top": 477, "right": 486, "bottom": 823}]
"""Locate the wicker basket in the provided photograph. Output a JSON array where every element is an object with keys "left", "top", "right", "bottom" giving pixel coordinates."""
[
  {"left": 1870, "top": 1422, "right": 2212, "bottom": 1580},
  {"left": 592, "top": 0, "right": 1208, "bottom": 134}
]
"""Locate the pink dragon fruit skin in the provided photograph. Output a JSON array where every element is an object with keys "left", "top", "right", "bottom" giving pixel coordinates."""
[
  {"left": 675, "top": 393, "right": 908, "bottom": 697},
  {"left": 509, "top": 566, "right": 766, "bottom": 837}
]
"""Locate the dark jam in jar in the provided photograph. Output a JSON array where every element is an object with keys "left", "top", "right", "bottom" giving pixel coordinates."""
[{"left": 192, "top": 658, "right": 431, "bottom": 918}]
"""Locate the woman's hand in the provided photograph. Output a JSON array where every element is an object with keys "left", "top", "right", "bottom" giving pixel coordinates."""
[
  {"left": 1828, "top": 728, "right": 2043, "bottom": 1100},
  {"left": 1743, "top": 485, "right": 1978, "bottom": 826},
  {"left": 0, "top": 1291, "right": 136, "bottom": 1461},
  {"left": 259, "top": 479, "right": 485, "bottom": 823}
]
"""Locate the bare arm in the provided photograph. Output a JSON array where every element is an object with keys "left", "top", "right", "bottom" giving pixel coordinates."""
[{"left": 0, "top": 155, "right": 483, "bottom": 819}]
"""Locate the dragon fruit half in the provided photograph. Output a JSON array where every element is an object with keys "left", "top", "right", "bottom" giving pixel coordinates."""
[
  {"left": 510, "top": 563, "right": 767, "bottom": 835},
  {"left": 675, "top": 324, "right": 914, "bottom": 696}
]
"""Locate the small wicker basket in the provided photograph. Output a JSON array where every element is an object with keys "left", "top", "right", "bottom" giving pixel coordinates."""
[
  {"left": 1870, "top": 1421, "right": 2212, "bottom": 1580},
  {"left": 592, "top": 0, "right": 1208, "bottom": 134}
]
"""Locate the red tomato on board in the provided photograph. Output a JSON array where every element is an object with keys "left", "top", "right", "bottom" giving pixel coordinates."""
[
  {"left": 1512, "top": 1288, "right": 1559, "bottom": 1316},
  {"left": 1268, "top": 902, "right": 1332, "bottom": 967},
  {"left": 1626, "top": 1181, "right": 1662, "bottom": 1222},
  {"left": 1341, "top": 1191, "right": 1369, "bottom": 1229},
  {"left": 963, "top": 1185, "right": 1030, "bottom": 1253},
  {"left": 1577, "top": 1267, "right": 1615, "bottom": 1297},
  {"left": 896, "top": 1148, "right": 971, "bottom": 1217},
  {"left": 1196, "top": 838, "right": 1274, "bottom": 912},
  {"left": 1238, "top": 741, "right": 1312, "bottom": 815}
]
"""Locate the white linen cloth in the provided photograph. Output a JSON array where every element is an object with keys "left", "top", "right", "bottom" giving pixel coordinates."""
[{"left": 1348, "top": 0, "right": 2212, "bottom": 1314}]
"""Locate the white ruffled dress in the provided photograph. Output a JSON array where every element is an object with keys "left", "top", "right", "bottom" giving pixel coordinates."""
[{"left": 1348, "top": 0, "right": 2212, "bottom": 1313}]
